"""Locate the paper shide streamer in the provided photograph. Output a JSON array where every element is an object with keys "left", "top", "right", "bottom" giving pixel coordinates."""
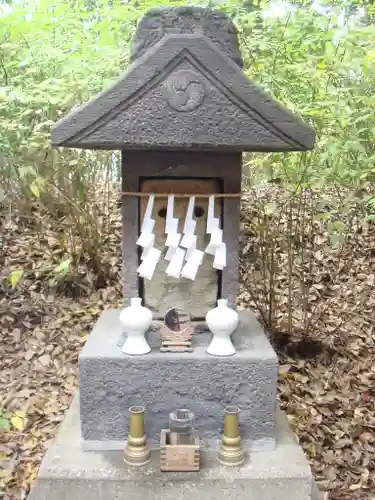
[
  {"left": 165, "top": 195, "right": 186, "bottom": 278},
  {"left": 180, "top": 197, "right": 202, "bottom": 281},
  {"left": 136, "top": 195, "right": 161, "bottom": 280},
  {"left": 164, "top": 195, "right": 182, "bottom": 263},
  {"left": 205, "top": 195, "right": 227, "bottom": 270},
  {"left": 136, "top": 194, "right": 227, "bottom": 281}
]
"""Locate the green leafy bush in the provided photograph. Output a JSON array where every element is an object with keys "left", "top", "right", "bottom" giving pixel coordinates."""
[{"left": 1, "top": 0, "right": 374, "bottom": 311}]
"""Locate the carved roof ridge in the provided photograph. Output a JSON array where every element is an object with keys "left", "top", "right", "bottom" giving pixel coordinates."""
[{"left": 52, "top": 34, "right": 315, "bottom": 152}]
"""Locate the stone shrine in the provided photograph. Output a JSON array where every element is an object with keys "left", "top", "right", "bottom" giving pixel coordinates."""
[{"left": 28, "top": 7, "right": 321, "bottom": 500}]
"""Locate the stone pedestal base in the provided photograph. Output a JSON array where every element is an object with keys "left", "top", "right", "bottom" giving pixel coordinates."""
[
  {"left": 28, "top": 396, "right": 322, "bottom": 500},
  {"left": 79, "top": 309, "right": 278, "bottom": 451}
]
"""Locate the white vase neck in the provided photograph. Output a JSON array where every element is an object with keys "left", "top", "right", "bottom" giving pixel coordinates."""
[
  {"left": 130, "top": 297, "right": 142, "bottom": 307},
  {"left": 217, "top": 299, "right": 228, "bottom": 308}
]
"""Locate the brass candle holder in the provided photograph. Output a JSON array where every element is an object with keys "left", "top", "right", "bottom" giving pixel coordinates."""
[
  {"left": 123, "top": 406, "right": 151, "bottom": 467},
  {"left": 217, "top": 405, "right": 245, "bottom": 467}
]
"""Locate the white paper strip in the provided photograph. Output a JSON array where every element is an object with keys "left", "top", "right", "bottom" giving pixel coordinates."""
[
  {"left": 207, "top": 195, "right": 214, "bottom": 233},
  {"left": 165, "top": 245, "right": 177, "bottom": 261},
  {"left": 165, "top": 231, "right": 181, "bottom": 248},
  {"left": 166, "top": 218, "right": 179, "bottom": 234},
  {"left": 166, "top": 247, "right": 185, "bottom": 279},
  {"left": 137, "top": 247, "right": 161, "bottom": 280},
  {"left": 141, "top": 195, "right": 155, "bottom": 232},
  {"left": 164, "top": 232, "right": 182, "bottom": 262},
  {"left": 211, "top": 228, "right": 223, "bottom": 246},
  {"left": 165, "top": 195, "right": 179, "bottom": 234},
  {"left": 184, "top": 218, "right": 196, "bottom": 236},
  {"left": 185, "top": 235, "right": 197, "bottom": 261},
  {"left": 213, "top": 242, "right": 227, "bottom": 270},
  {"left": 183, "top": 196, "right": 195, "bottom": 234},
  {"left": 141, "top": 234, "right": 155, "bottom": 260},
  {"left": 207, "top": 195, "right": 220, "bottom": 234},
  {"left": 167, "top": 195, "right": 174, "bottom": 221},
  {"left": 140, "top": 217, "right": 155, "bottom": 236},
  {"left": 165, "top": 217, "right": 178, "bottom": 235},
  {"left": 136, "top": 230, "right": 154, "bottom": 248},
  {"left": 181, "top": 249, "right": 204, "bottom": 280},
  {"left": 207, "top": 216, "right": 219, "bottom": 236},
  {"left": 205, "top": 227, "right": 223, "bottom": 255},
  {"left": 180, "top": 231, "right": 196, "bottom": 249}
]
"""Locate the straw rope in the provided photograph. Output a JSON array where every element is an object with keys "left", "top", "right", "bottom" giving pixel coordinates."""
[{"left": 122, "top": 192, "right": 242, "bottom": 198}]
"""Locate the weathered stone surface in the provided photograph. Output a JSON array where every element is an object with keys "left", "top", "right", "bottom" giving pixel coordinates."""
[
  {"left": 79, "top": 57, "right": 309, "bottom": 151},
  {"left": 28, "top": 395, "right": 321, "bottom": 500},
  {"left": 51, "top": 34, "right": 315, "bottom": 151},
  {"left": 130, "top": 6, "right": 244, "bottom": 67},
  {"left": 79, "top": 309, "right": 278, "bottom": 451}
]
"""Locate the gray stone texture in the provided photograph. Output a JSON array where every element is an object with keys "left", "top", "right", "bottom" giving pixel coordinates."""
[
  {"left": 121, "top": 152, "right": 241, "bottom": 318},
  {"left": 75, "top": 55, "right": 310, "bottom": 151},
  {"left": 52, "top": 26, "right": 315, "bottom": 151},
  {"left": 28, "top": 395, "right": 322, "bottom": 500},
  {"left": 79, "top": 309, "right": 278, "bottom": 451},
  {"left": 130, "top": 6, "right": 244, "bottom": 67}
]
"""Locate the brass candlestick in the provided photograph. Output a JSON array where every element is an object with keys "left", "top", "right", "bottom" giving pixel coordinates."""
[
  {"left": 217, "top": 405, "right": 245, "bottom": 467},
  {"left": 123, "top": 406, "right": 151, "bottom": 467}
]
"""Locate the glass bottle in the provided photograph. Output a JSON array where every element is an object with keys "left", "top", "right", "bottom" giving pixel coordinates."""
[{"left": 169, "top": 409, "right": 195, "bottom": 445}]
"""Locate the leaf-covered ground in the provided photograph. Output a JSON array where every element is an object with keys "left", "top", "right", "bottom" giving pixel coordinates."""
[{"left": 1, "top": 188, "right": 374, "bottom": 500}]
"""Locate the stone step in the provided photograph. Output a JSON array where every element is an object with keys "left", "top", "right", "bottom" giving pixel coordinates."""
[{"left": 28, "top": 395, "right": 321, "bottom": 500}]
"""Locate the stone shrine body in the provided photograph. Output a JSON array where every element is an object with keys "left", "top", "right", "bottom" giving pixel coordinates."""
[{"left": 28, "top": 7, "right": 321, "bottom": 500}]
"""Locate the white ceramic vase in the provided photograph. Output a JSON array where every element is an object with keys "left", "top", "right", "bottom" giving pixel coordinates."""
[
  {"left": 206, "top": 299, "right": 239, "bottom": 357},
  {"left": 120, "top": 298, "right": 152, "bottom": 355}
]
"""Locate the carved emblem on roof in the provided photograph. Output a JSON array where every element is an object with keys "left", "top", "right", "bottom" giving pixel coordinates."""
[{"left": 165, "top": 70, "right": 205, "bottom": 112}]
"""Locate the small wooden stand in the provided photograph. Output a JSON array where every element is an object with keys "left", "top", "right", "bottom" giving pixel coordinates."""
[
  {"left": 159, "top": 325, "right": 195, "bottom": 353},
  {"left": 160, "top": 429, "right": 200, "bottom": 471}
]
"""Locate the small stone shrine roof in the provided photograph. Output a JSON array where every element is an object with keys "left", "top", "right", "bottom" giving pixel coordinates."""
[{"left": 52, "top": 7, "right": 315, "bottom": 152}]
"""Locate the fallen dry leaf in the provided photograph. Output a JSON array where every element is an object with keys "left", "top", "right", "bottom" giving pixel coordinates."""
[
  {"left": 11, "top": 412, "right": 27, "bottom": 432},
  {"left": 1, "top": 182, "right": 375, "bottom": 500},
  {"left": 38, "top": 354, "right": 51, "bottom": 367}
]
